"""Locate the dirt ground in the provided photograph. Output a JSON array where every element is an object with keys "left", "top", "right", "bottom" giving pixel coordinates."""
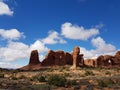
[{"left": 0, "top": 66, "right": 120, "bottom": 90}]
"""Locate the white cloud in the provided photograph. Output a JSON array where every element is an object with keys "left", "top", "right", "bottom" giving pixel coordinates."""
[
  {"left": 61, "top": 22, "right": 99, "bottom": 40},
  {"left": 30, "top": 40, "right": 49, "bottom": 53},
  {"left": 91, "top": 37, "right": 116, "bottom": 53},
  {"left": 80, "top": 47, "right": 95, "bottom": 59},
  {"left": 80, "top": 37, "right": 116, "bottom": 59},
  {"left": 0, "top": 40, "right": 49, "bottom": 62},
  {"left": 41, "top": 31, "right": 66, "bottom": 44},
  {"left": 0, "top": 40, "right": 49, "bottom": 68},
  {"left": 0, "top": 41, "right": 29, "bottom": 61},
  {"left": 0, "top": 29, "right": 25, "bottom": 40},
  {"left": 94, "top": 23, "right": 104, "bottom": 29},
  {"left": 39, "top": 55, "right": 45, "bottom": 62},
  {"left": 0, "top": 1, "right": 13, "bottom": 16},
  {"left": 0, "top": 62, "right": 22, "bottom": 69}
]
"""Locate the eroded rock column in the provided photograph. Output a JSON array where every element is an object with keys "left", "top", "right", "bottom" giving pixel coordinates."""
[
  {"left": 70, "top": 46, "right": 80, "bottom": 69},
  {"left": 29, "top": 50, "right": 40, "bottom": 65}
]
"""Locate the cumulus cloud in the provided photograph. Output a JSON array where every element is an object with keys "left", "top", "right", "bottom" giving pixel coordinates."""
[
  {"left": 30, "top": 40, "right": 49, "bottom": 53},
  {"left": 0, "top": 29, "right": 66, "bottom": 68},
  {"left": 0, "top": 41, "right": 29, "bottom": 61},
  {"left": 61, "top": 22, "right": 99, "bottom": 40},
  {"left": 0, "top": 1, "right": 13, "bottom": 16},
  {"left": 0, "top": 40, "right": 49, "bottom": 62},
  {"left": 80, "top": 37, "right": 116, "bottom": 59},
  {"left": 0, "top": 62, "right": 22, "bottom": 69},
  {"left": 41, "top": 31, "right": 66, "bottom": 44},
  {"left": 0, "top": 29, "right": 25, "bottom": 40},
  {"left": 91, "top": 37, "right": 116, "bottom": 53}
]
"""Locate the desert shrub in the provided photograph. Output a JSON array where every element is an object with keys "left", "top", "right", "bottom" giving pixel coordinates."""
[
  {"left": 96, "top": 66, "right": 103, "bottom": 71},
  {"left": 64, "top": 72, "right": 70, "bottom": 77},
  {"left": 105, "top": 79, "right": 115, "bottom": 85},
  {"left": 105, "top": 71, "right": 111, "bottom": 75},
  {"left": 84, "top": 84, "right": 94, "bottom": 90},
  {"left": 30, "top": 84, "right": 50, "bottom": 90},
  {"left": 47, "top": 68, "right": 54, "bottom": 72},
  {"left": 0, "top": 73, "right": 4, "bottom": 78},
  {"left": 18, "top": 75, "right": 27, "bottom": 79},
  {"left": 59, "top": 66, "right": 65, "bottom": 72},
  {"left": 98, "top": 79, "right": 114, "bottom": 87},
  {"left": 80, "top": 74, "right": 86, "bottom": 77},
  {"left": 11, "top": 69, "right": 19, "bottom": 73},
  {"left": 30, "top": 76, "right": 36, "bottom": 81},
  {"left": 47, "top": 75, "right": 66, "bottom": 87},
  {"left": 98, "top": 80, "right": 107, "bottom": 87},
  {"left": 11, "top": 76, "right": 18, "bottom": 80},
  {"left": 37, "top": 75, "right": 46, "bottom": 82},
  {"left": 30, "top": 74, "right": 46, "bottom": 82},
  {"left": 79, "top": 79, "right": 90, "bottom": 85},
  {"left": 84, "top": 70, "right": 95, "bottom": 76},
  {"left": 77, "top": 67, "right": 82, "bottom": 70},
  {"left": 65, "top": 79, "right": 77, "bottom": 86}
]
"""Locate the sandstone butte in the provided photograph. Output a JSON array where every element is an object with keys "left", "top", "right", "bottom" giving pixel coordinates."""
[{"left": 19, "top": 46, "right": 120, "bottom": 70}]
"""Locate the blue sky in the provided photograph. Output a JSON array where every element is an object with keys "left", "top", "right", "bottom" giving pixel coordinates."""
[{"left": 0, "top": 0, "right": 120, "bottom": 68}]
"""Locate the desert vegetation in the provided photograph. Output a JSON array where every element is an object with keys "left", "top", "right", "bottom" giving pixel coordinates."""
[{"left": 0, "top": 66, "right": 120, "bottom": 90}]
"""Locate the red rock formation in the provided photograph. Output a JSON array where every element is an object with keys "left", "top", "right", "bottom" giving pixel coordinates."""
[
  {"left": 71, "top": 46, "right": 84, "bottom": 69},
  {"left": 84, "top": 59, "right": 96, "bottom": 67},
  {"left": 19, "top": 50, "right": 41, "bottom": 70},
  {"left": 96, "top": 53, "right": 120, "bottom": 67},
  {"left": 19, "top": 48, "right": 120, "bottom": 70},
  {"left": 29, "top": 50, "right": 40, "bottom": 65},
  {"left": 113, "top": 51, "right": 120, "bottom": 66},
  {"left": 96, "top": 55, "right": 114, "bottom": 67},
  {"left": 41, "top": 50, "right": 55, "bottom": 66},
  {"left": 41, "top": 50, "right": 73, "bottom": 66}
]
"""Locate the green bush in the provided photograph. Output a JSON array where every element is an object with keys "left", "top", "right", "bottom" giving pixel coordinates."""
[
  {"left": 19, "top": 75, "right": 27, "bottom": 79},
  {"left": 98, "top": 79, "right": 115, "bottom": 87},
  {"left": 11, "top": 69, "right": 19, "bottom": 73},
  {"left": 98, "top": 80, "right": 107, "bottom": 87},
  {"left": 84, "top": 70, "right": 95, "bottom": 76},
  {"left": 30, "top": 74, "right": 46, "bottom": 82},
  {"left": 0, "top": 73, "right": 4, "bottom": 78},
  {"left": 65, "top": 80, "right": 77, "bottom": 86},
  {"left": 30, "top": 84, "right": 50, "bottom": 90},
  {"left": 105, "top": 79, "right": 115, "bottom": 85},
  {"left": 59, "top": 66, "right": 65, "bottom": 72},
  {"left": 11, "top": 76, "right": 17, "bottom": 80},
  {"left": 105, "top": 71, "right": 111, "bottom": 75},
  {"left": 64, "top": 72, "right": 70, "bottom": 77},
  {"left": 37, "top": 75, "right": 46, "bottom": 82},
  {"left": 47, "top": 75, "right": 66, "bottom": 87},
  {"left": 30, "top": 75, "right": 38, "bottom": 81}
]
